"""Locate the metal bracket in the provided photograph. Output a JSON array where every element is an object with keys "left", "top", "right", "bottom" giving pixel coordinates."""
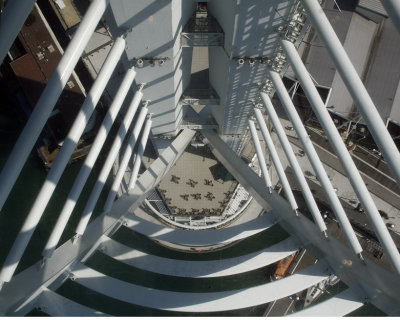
[{"left": 133, "top": 57, "right": 169, "bottom": 68}]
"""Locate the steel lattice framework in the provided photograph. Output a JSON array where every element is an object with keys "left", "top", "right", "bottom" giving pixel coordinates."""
[{"left": 0, "top": 0, "right": 400, "bottom": 316}]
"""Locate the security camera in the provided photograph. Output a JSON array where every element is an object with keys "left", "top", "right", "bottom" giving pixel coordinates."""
[
  {"left": 249, "top": 59, "right": 255, "bottom": 65},
  {"left": 238, "top": 58, "right": 245, "bottom": 65}
]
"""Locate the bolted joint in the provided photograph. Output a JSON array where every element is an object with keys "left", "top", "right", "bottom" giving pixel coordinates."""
[
  {"left": 121, "top": 27, "right": 134, "bottom": 39},
  {"left": 72, "top": 233, "right": 81, "bottom": 244},
  {"left": 136, "top": 58, "right": 144, "bottom": 67},
  {"left": 277, "top": 25, "right": 287, "bottom": 34},
  {"left": 263, "top": 57, "right": 274, "bottom": 68},
  {"left": 142, "top": 100, "right": 151, "bottom": 108}
]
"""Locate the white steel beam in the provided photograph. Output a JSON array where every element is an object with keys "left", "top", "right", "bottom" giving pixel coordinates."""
[
  {"left": 38, "top": 288, "right": 109, "bottom": 317},
  {"left": 0, "top": 37, "right": 125, "bottom": 286},
  {"left": 253, "top": 108, "right": 327, "bottom": 234},
  {"left": 0, "top": 0, "right": 36, "bottom": 64},
  {"left": 268, "top": 70, "right": 363, "bottom": 256},
  {"left": 103, "top": 109, "right": 149, "bottom": 212},
  {"left": 281, "top": 38, "right": 400, "bottom": 275},
  {"left": 300, "top": 0, "right": 400, "bottom": 189},
  {"left": 128, "top": 117, "right": 152, "bottom": 190},
  {"left": 247, "top": 120, "right": 273, "bottom": 193},
  {"left": 0, "top": 129, "right": 195, "bottom": 312},
  {"left": 249, "top": 119, "right": 298, "bottom": 212},
  {"left": 42, "top": 67, "right": 136, "bottom": 259},
  {"left": 123, "top": 211, "right": 276, "bottom": 245},
  {"left": 380, "top": 0, "right": 400, "bottom": 35},
  {"left": 70, "top": 261, "right": 329, "bottom": 312},
  {"left": 74, "top": 93, "right": 145, "bottom": 237},
  {"left": 202, "top": 129, "right": 400, "bottom": 315},
  {"left": 0, "top": 0, "right": 110, "bottom": 212},
  {"left": 101, "top": 236, "right": 299, "bottom": 278},
  {"left": 288, "top": 285, "right": 365, "bottom": 317}
]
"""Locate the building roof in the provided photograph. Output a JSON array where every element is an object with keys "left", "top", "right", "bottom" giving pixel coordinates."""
[
  {"left": 364, "top": 18, "right": 400, "bottom": 123},
  {"left": 357, "top": 0, "right": 387, "bottom": 17}
]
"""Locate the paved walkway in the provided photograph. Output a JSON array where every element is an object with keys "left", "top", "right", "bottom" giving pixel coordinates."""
[{"left": 158, "top": 145, "right": 236, "bottom": 216}]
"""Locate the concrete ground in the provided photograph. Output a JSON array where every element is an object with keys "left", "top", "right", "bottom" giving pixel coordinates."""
[{"left": 157, "top": 145, "right": 236, "bottom": 215}]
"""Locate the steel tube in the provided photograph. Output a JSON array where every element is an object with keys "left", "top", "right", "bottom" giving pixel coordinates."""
[
  {"left": 254, "top": 108, "right": 327, "bottom": 233},
  {"left": 74, "top": 92, "right": 144, "bottom": 237},
  {"left": 248, "top": 120, "right": 273, "bottom": 193},
  {"left": 268, "top": 70, "right": 363, "bottom": 256},
  {"left": 0, "top": 37, "right": 124, "bottom": 284},
  {"left": 281, "top": 38, "right": 400, "bottom": 274},
  {"left": 42, "top": 67, "right": 136, "bottom": 259},
  {"left": 300, "top": 0, "right": 400, "bottom": 189},
  {"left": 128, "top": 118, "right": 152, "bottom": 190},
  {"left": 249, "top": 120, "right": 299, "bottom": 212},
  {"left": 0, "top": 0, "right": 109, "bottom": 212},
  {"left": 103, "top": 108, "right": 148, "bottom": 212},
  {"left": 0, "top": 0, "right": 36, "bottom": 64},
  {"left": 380, "top": 0, "right": 400, "bottom": 35}
]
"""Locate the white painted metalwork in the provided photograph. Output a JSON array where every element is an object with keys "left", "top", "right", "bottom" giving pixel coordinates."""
[
  {"left": 42, "top": 67, "right": 137, "bottom": 259},
  {"left": 253, "top": 108, "right": 327, "bottom": 233},
  {"left": 380, "top": 0, "right": 400, "bottom": 34},
  {"left": 1, "top": 0, "right": 400, "bottom": 315},
  {"left": 123, "top": 211, "right": 276, "bottom": 245},
  {"left": 74, "top": 90, "right": 145, "bottom": 238},
  {"left": 203, "top": 129, "right": 400, "bottom": 314},
  {"left": 268, "top": 70, "right": 363, "bottom": 256},
  {"left": 38, "top": 288, "right": 109, "bottom": 317},
  {"left": 0, "top": 0, "right": 36, "bottom": 64},
  {"left": 281, "top": 38, "right": 400, "bottom": 274},
  {"left": 71, "top": 261, "right": 329, "bottom": 312},
  {"left": 101, "top": 235, "right": 299, "bottom": 278},
  {"left": 248, "top": 120, "right": 273, "bottom": 193},
  {"left": 128, "top": 117, "right": 153, "bottom": 190},
  {"left": 249, "top": 119, "right": 299, "bottom": 213},
  {"left": 288, "top": 285, "right": 365, "bottom": 317},
  {"left": 0, "top": 0, "right": 110, "bottom": 212},
  {"left": 143, "top": 191, "right": 255, "bottom": 230},
  {"left": 300, "top": 0, "right": 400, "bottom": 189},
  {"left": 103, "top": 108, "right": 148, "bottom": 212},
  {"left": 0, "top": 37, "right": 125, "bottom": 286},
  {"left": 222, "top": 183, "right": 251, "bottom": 217},
  {"left": 0, "top": 130, "right": 196, "bottom": 312}
]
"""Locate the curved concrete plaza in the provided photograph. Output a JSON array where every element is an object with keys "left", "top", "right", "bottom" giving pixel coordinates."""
[{"left": 157, "top": 145, "right": 237, "bottom": 216}]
